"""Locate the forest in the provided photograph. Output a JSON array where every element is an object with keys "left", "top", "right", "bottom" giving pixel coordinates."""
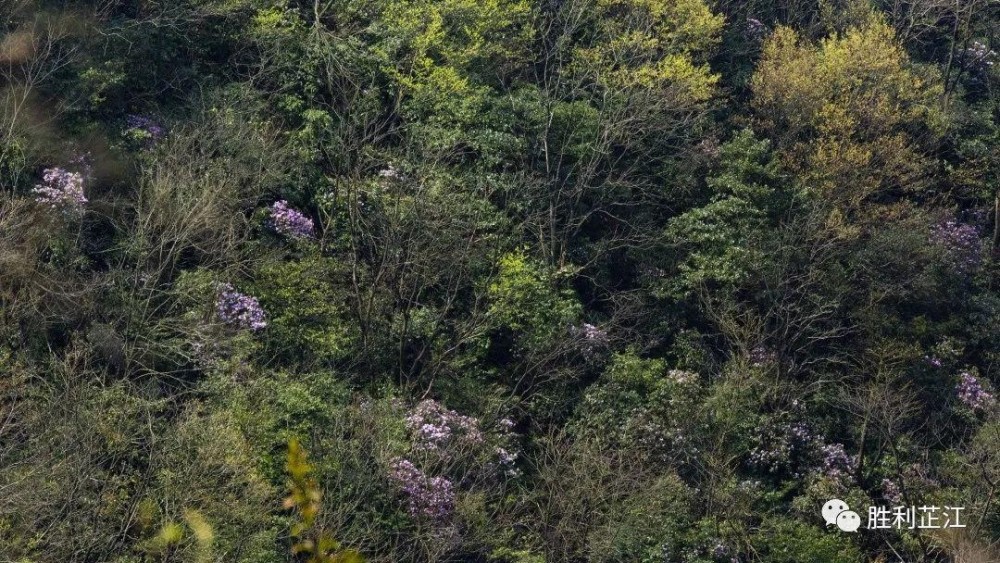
[{"left": 2, "top": 0, "right": 1000, "bottom": 561}]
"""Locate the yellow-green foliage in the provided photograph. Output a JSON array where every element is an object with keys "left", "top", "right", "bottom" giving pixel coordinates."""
[
  {"left": 371, "top": 0, "right": 534, "bottom": 151},
  {"left": 284, "top": 439, "right": 365, "bottom": 563},
  {"left": 487, "top": 252, "right": 581, "bottom": 347},
  {"left": 752, "top": 14, "right": 944, "bottom": 209},
  {"left": 255, "top": 256, "right": 356, "bottom": 365},
  {"left": 572, "top": 0, "right": 722, "bottom": 98},
  {"left": 373, "top": 0, "right": 534, "bottom": 88},
  {"left": 143, "top": 510, "right": 214, "bottom": 562},
  {"left": 149, "top": 407, "right": 278, "bottom": 560}
]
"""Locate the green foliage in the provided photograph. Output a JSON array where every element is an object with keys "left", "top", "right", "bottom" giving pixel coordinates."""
[
  {"left": 4, "top": 0, "right": 1000, "bottom": 561},
  {"left": 662, "top": 128, "right": 786, "bottom": 295},
  {"left": 284, "top": 439, "right": 366, "bottom": 563},
  {"left": 487, "top": 251, "right": 581, "bottom": 348},
  {"left": 255, "top": 255, "right": 356, "bottom": 366},
  {"left": 751, "top": 516, "right": 863, "bottom": 562}
]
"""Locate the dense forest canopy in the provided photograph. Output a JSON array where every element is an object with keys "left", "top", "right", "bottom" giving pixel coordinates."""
[{"left": 2, "top": 0, "right": 1000, "bottom": 561}]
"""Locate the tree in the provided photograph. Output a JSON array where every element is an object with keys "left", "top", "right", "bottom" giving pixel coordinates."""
[{"left": 752, "top": 13, "right": 944, "bottom": 215}]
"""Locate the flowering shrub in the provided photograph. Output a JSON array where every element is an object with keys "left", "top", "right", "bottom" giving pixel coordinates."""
[
  {"left": 267, "top": 200, "right": 314, "bottom": 239},
  {"left": 930, "top": 220, "right": 981, "bottom": 270},
  {"left": 881, "top": 478, "right": 902, "bottom": 505},
  {"left": 125, "top": 114, "right": 166, "bottom": 147},
  {"left": 378, "top": 164, "right": 402, "bottom": 181},
  {"left": 32, "top": 167, "right": 87, "bottom": 212},
  {"left": 750, "top": 345, "right": 776, "bottom": 366},
  {"left": 571, "top": 322, "right": 609, "bottom": 356},
  {"left": 964, "top": 41, "right": 997, "bottom": 73},
  {"left": 749, "top": 421, "right": 821, "bottom": 475},
  {"left": 384, "top": 400, "right": 521, "bottom": 526},
  {"left": 405, "top": 399, "right": 484, "bottom": 455},
  {"left": 388, "top": 458, "right": 455, "bottom": 520},
  {"left": 402, "top": 400, "right": 522, "bottom": 480},
  {"left": 818, "top": 443, "right": 855, "bottom": 480},
  {"left": 746, "top": 18, "right": 768, "bottom": 41},
  {"left": 956, "top": 371, "right": 994, "bottom": 411},
  {"left": 216, "top": 283, "right": 267, "bottom": 331},
  {"left": 495, "top": 446, "right": 517, "bottom": 475}
]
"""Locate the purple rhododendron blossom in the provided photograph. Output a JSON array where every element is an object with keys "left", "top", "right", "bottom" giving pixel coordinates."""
[
  {"left": 882, "top": 478, "right": 903, "bottom": 505},
  {"left": 746, "top": 18, "right": 768, "bottom": 40},
  {"left": 33, "top": 167, "right": 87, "bottom": 212},
  {"left": 820, "top": 443, "right": 855, "bottom": 479},
  {"left": 930, "top": 220, "right": 981, "bottom": 270},
  {"left": 216, "top": 283, "right": 267, "bottom": 331},
  {"left": 405, "top": 399, "right": 484, "bottom": 453},
  {"left": 388, "top": 458, "right": 455, "bottom": 519},
  {"left": 750, "top": 421, "right": 821, "bottom": 474},
  {"left": 125, "top": 114, "right": 166, "bottom": 147},
  {"left": 571, "top": 322, "right": 609, "bottom": 355},
  {"left": 965, "top": 41, "right": 997, "bottom": 73},
  {"left": 750, "top": 345, "right": 776, "bottom": 366},
  {"left": 268, "top": 200, "right": 314, "bottom": 239},
  {"left": 956, "top": 371, "right": 994, "bottom": 411}
]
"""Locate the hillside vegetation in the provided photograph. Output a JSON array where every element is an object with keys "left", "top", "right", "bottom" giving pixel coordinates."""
[{"left": 2, "top": 0, "right": 1000, "bottom": 561}]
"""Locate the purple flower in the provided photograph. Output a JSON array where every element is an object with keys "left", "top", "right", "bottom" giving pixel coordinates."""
[
  {"left": 32, "top": 167, "right": 87, "bottom": 212},
  {"left": 68, "top": 152, "right": 94, "bottom": 181},
  {"left": 924, "top": 355, "right": 943, "bottom": 368},
  {"left": 267, "top": 200, "right": 314, "bottom": 239},
  {"left": 571, "top": 322, "right": 609, "bottom": 355},
  {"left": 930, "top": 220, "right": 981, "bottom": 270},
  {"left": 956, "top": 371, "right": 994, "bottom": 411},
  {"left": 749, "top": 421, "right": 822, "bottom": 474},
  {"left": 882, "top": 478, "right": 903, "bottom": 505},
  {"left": 215, "top": 283, "right": 267, "bottom": 331},
  {"left": 746, "top": 18, "right": 768, "bottom": 41},
  {"left": 495, "top": 446, "right": 520, "bottom": 477},
  {"left": 405, "top": 399, "right": 484, "bottom": 454},
  {"left": 820, "top": 443, "right": 855, "bottom": 480},
  {"left": 750, "top": 345, "right": 776, "bottom": 366},
  {"left": 964, "top": 41, "right": 997, "bottom": 73},
  {"left": 125, "top": 114, "right": 166, "bottom": 147},
  {"left": 388, "top": 458, "right": 455, "bottom": 520}
]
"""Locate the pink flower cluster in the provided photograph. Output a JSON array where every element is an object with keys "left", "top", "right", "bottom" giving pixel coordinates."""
[
  {"left": 956, "top": 371, "right": 994, "bottom": 411},
  {"left": 216, "top": 283, "right": 267, "bottom": 331},
  {"left": 267, "top": 200, "right": 314, "bottom": 239},
  {"left": 405, "top": 399, "right": 484, "bottom": 454},
  {"left": 388, "top": 458, "right": 455, "bottom": 519},
  {"left": 32, "top": 167, "right": 87, "bottom": 212}
]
